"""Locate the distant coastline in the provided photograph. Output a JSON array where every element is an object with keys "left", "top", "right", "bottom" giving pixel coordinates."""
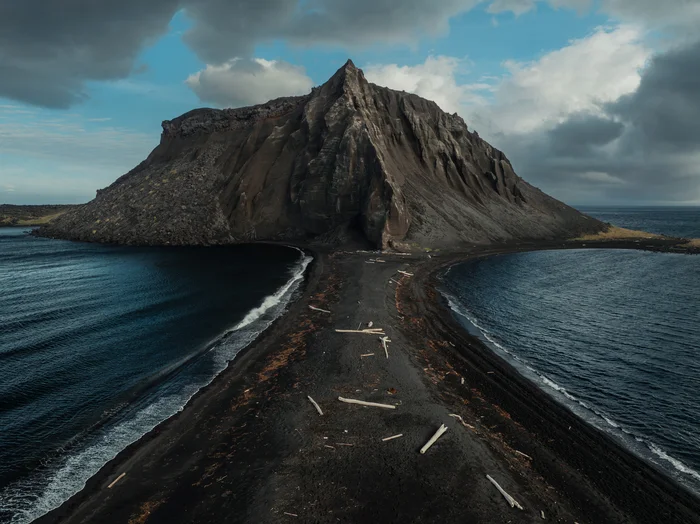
[{"left": 0, "top": 204, "right": 80, "bottom": 227}]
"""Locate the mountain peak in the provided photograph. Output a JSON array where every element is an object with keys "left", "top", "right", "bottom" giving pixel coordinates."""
[{"left": 325, "top": 58, "right": 365, "bottom": 94}]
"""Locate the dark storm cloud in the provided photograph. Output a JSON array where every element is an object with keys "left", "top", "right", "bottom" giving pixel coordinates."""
[
  {"left": 608, "top": 39, "right": 700, "bottom": 151},
  {"left": 0, "top": 0, "right": 477, "bottom": 108},
  {"left": 0, "top": 0, "right": 181, "bottom": 107},
  {"left": 547, "top": 114, "right": 624, "bottom": 157}
]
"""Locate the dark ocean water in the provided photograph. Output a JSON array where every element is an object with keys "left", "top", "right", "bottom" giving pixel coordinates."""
[
  {"left": 0, "top": 228, "right": 310, "bottom": 523},
  {"left": 443, "top": 207, "right": 700, "bottom": 495},
  {"left": 580, "top": 206, "right": 700, "bottom": 238}
]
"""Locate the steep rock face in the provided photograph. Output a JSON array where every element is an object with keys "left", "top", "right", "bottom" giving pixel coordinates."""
[{"left": 40, "top": 60, "right": 604, "bottom": 248}]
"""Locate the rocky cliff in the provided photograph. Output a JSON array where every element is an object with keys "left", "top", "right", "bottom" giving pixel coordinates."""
[{"left": 39, "top": 60, "right": 604, "bottom": 249}]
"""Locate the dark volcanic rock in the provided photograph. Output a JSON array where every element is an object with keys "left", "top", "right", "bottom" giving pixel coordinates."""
[{"left": 39, "top": 60, "right": 604, "bottom": 248}]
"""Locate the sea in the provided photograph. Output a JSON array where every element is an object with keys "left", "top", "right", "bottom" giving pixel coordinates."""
[
  {"left": 442, "top": 206, "right": 700, "bottom": 495},
  {"left": 0, "top": 229, "right": 311, "bottom": 524}
]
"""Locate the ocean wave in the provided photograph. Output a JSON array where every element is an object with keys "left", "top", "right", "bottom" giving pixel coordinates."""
[
  {"left": 0, "top": 249, "right": 313, "bottom": 524},
  {"left": 234, "top": 249, "right": 311, "bottom": 330},
  {"left": 648, "top": 442, "right": 700, "bottom": 482},
  {"left": 442, "top": 286, "right": 700, "bottom": 494}
]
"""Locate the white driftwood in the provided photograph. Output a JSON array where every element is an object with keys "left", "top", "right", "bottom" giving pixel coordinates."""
[
  {"left": 107, "top": 472, "right": 126, "bottom": 489},
  {"left": 420, "top": 424, "right": 448, "bottom": 454},
  {"left": 367, "top": 321, "right": 373, "bottom": 328},
  {"left": 486, "top": 475, "right": 524, "bottom": 510},
  {"left": 398, "top": 270, "right": 414, "bottom": 277},
  {"left": 309, "top": 305, "right": 331, "bottom": 314},
  {"left": 382, "top": 434, "right": 403, "bottom": 442},
  {"left": 448, "top": 413, "right": 476, "bottom": 430},
  {"left": 338, "top": 397, "right": 396, "bottom": 409},
  {"left": 460, "top": 377, "right": 465, "bottom": 385},
  {"left": 380, "top": 336, "right": 391, "bottom": 359},
  {"left": 541, "top": 510, "right": 546, "bottom": 519},
  {"left": 335, "top": 329, "right": 386, "bottom": 336},
  {"left": 284, "top": 512, "right": 298, "bottom": 517},
  {"left": 514, "top": 449, "right": 533, "bottom": 461},
  {"left": 307, "top": 395, "right": 323, "bottom": 416},
  {"left": 360, "top": 353, "right": 375, "bottom": 358}
]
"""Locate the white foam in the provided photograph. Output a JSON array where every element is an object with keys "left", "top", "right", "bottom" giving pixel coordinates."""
[
  {"left": 234, "top": 250, "right": 312, "bottom": 330},
  {"left": 648, "top": 442, "right": 700, "bottom": 482},
  {"left": 2, "top": 392, "right": 194, "bottom": 524},
  {"left": 0, "top": 249, "right": 313, "bottom": 524}
]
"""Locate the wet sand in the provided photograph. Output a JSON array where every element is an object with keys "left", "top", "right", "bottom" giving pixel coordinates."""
[{"left": 36, "top": 240, "right": 700, "bottom": 524}]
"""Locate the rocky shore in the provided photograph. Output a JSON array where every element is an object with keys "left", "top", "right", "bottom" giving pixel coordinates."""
[{"left": 35, "top": 238, "right": 700, "bottom": 524}]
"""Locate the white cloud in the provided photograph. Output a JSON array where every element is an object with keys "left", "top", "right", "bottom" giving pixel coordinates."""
[
  {"left": 476, "top": 25, "right": 649, "bottom": 135},
  {"left": 186, "top": 58, "right": 313, "bottom": 108},
  {"left": 364, "top": 56, "right": 491, "bottom": 114}
]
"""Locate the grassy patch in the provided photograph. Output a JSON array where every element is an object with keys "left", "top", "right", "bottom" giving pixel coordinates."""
[
  {"left": 574, "top": 226, "right": 663, "bottom": 242},
  {"left": 14, "top": 212, "right": 67, "bottom": 226},
  {"left": 682, "top": 238, "right": 700, "bottom": 248}
]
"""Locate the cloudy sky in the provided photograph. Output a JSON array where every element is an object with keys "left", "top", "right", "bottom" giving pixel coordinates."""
[{"left": 1, "top": 0, "right": 699, "bottom": 206}]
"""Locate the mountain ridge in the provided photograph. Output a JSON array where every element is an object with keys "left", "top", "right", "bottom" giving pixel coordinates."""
[{"left": 38, "top": 59, "right": 605, "bottom": 248}]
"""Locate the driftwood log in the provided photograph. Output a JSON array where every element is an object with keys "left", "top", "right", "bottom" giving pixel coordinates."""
[{"left": 338, "top": 397, "right": 396, "bottom": 409}]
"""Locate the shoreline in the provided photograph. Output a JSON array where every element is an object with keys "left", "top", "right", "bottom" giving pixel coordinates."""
[{"left": 33, "top": 239, "right": 700, "bottom": 523}]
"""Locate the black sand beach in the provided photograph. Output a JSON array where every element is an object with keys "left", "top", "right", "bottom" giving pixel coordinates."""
[{"left": 35, "top": 240, "right": 700, "bottom": 524}]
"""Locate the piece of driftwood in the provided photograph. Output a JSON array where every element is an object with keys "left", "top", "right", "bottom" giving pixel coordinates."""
[
  {"left": 338, "top": 397, "right": 396, "bottom": 409},
  {"left": 541, "top": 510, "right": 546, "bottom": 519},
  {"left": 398, "top": 270, "right": 414, "bottom": 277},
  {"left": 380, "top": 336, "right": 391, "bottom": 359},
  {"left": 284, "top": 512, "right": 298, "bottom": 517},
  {"left": 360, "top": 353, "right": 375, "bottom": 358},
  {"left": 448, "top": 413, "right": 476, "bottom": 430},
  {"left": 307, "top": 395, "right": 323, "bottom": 416},
  {"left": 420, "top": 424, "right": 448, "bottom": 454},
  {"left": 514, "top": 449, "right": 533, "bottom": 461},
  {"left": 486, "top": 475, "right": 524, "bottom": 510},
  {"left": 460, "top": 377, "right": 465, "bottom": 385},
  {"left": 335, "top": 328, "right": 386, "bottom": 336},
  {"left": 107, "top": 472, "right": 126, "bottom": 489},
  {"left": 309, "top": 305, "right": 331, "bottom": 314},
  {"left": 367, "top": 321, "right": 373, "bottom": 328},
  {"left": 382, "top": 434, "right": 403, "bottom": 442},
  {"left": 390, "top": 278, "right": 400, "bottom": 284}
]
